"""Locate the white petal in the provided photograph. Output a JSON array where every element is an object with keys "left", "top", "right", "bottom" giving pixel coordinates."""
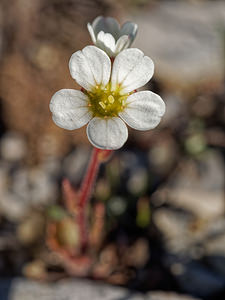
[
  {"left": 87, "top": 117, "right": 128, "bottom": 150},
  {"left": 119, "top": 91, "right": 165, "bottom": 131},
  {"left": 96, "top": 31, "right": 116, "bottom": 56},
  {"left": 111, "top": 48, "right": 154, "bottom": 93},
  {"left": 50, "top": 89, "right": 92, "bottom": 130},
  {"left": 92, "top": 16, "right": 120, "bottom": 40},
  {"left": 69, "top": 46, "right": 111, "bottom": 91},
  {"left": 87, "top": 23, "right": 96, "bottom": 43},
  {"left": 115, "top": 35, "right": 130, "bottom": 54},
  {"left": 120, "top": 21, "right": 138, "bottom": 46}
]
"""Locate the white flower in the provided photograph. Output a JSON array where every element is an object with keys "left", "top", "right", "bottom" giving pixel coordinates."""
[
  {"left": 87, "top": 16, "right": 138, "bottom": 57},
  {"left": 50, "top": 46, "right": 165, "bottom": 150}
]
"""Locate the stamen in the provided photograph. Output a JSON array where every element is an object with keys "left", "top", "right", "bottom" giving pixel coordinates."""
[
  {"left": 108, "top": 95, "right": 115, "bottom": 104},
  {"left": 99, "top": 101, "right": 106, "bottom": 109},
  {"left": 118, "top": 96, "right": 127, "bottom": 104}
]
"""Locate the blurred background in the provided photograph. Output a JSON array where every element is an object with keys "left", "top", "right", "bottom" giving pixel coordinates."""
[{"left": 0, "top": 0, "right": 224, "bottom": 299}]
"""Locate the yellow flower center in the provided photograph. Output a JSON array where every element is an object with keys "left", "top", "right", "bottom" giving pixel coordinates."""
[{"left": 86, "top": 84, "right": 129, "bottom": 118}]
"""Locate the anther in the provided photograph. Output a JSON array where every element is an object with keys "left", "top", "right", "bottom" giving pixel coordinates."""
[
  {"left": 99, "top": 102, "right": 106, "bottom": 109},
  {"left": 118, "top": 96, "right": 127, "bottom": 104},
  {"left": 108, "top": 95, "right": 115, "bottom": 104}
]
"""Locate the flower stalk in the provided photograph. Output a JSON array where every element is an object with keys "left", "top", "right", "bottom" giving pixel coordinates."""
[
  {"left": 79, "top": 147, "right": 101, "bottom": 209},
  {"left": 78, "top": 147, "right": 112, "bottom": 248}
]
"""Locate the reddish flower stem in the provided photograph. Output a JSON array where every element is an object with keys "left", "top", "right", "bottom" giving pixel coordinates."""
[
  {"left": 78, "top": 147, "right": 105, "bottom": 248},
  {"left": 79, "top": 147, "right": 101, "bottom": 208},
  {"left": 78, "top": 147, "right": 112, "bottom": 250}
]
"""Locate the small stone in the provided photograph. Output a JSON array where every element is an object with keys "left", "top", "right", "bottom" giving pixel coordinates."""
[
  {"left": 153, "top": 208, "right": 192, "bottom": 254},
  {"left": 22, "top": 260, "right": 47, "bottom": 280},
  {"left": 148, "top": 135, "right": 178, "bottom": 174},
  {"left": 17, "top": 213, "right": 45, "bottom": 245},
  {"left": 63, "top": 147, "right": 90, "bottom": 184},
  {"left": 0, "top": 132, "right": 27, "bottom": 162},
  {"left": 165, "top": 151, "right": 225, "bottom": 220},
  {"left": 0, "top": 193, "right": 28, "bottom": 221},
  {"left": 127, "top": 167, "right": 148, "bottom": 196},
  {"left": 108, "top": 196, "right": 127, "bottom": 216},
  {"left": 11, "top": 167, "right": 58, "bottom": 206},
  {"left": 28, "top": 168, "right": 58, "bottom": 206}
]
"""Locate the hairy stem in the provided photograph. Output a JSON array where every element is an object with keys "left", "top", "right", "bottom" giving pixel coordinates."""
[{"left": 78, "top": 147, "right": 110, "bottom": 249}]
